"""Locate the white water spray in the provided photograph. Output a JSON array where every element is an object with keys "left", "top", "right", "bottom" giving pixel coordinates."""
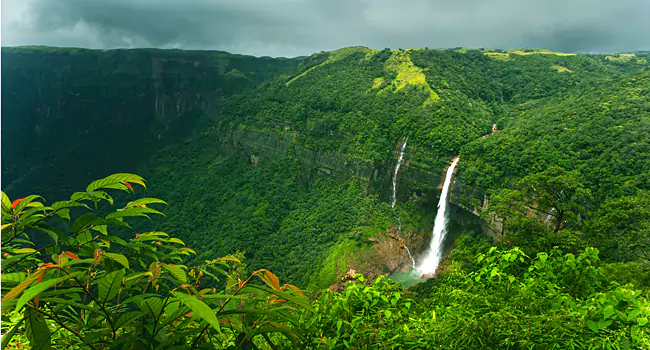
[
  {"left": 391, "top": 137, "right": 408, "bottom": 208},
  {"left": 545, "top": 208, "right": 555, "bottom": 223},
  {"left": 391, "top": 137, "right": 416, "bottom": 268},
  {"left": 417, "top": 157, "right": 459, "bottom": 274}
]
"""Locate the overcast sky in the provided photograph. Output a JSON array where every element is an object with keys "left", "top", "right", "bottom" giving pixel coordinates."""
[{"left": 2, "top": 0, "right": 650, "bottom": 57}]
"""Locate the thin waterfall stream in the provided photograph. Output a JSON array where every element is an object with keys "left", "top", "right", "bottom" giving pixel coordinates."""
[
  {"left": 391, "top": 137, "right": 416, "bottom": 268},
  {"left": 417, "top": 157, "right": 460, "bottom": 275}
]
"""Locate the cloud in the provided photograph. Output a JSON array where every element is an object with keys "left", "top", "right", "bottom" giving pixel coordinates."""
[{"left": 2, "top": 0, "right": 649, "bottom": 57}]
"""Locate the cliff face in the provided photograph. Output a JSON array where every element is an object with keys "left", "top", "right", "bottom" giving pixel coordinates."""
[
  {"left": 1, "top": 47, "right": 301, "bottom": 199},
  {"left": 2, "top": 47, "right": 488, "bottom": 285},
  {"left": 213, "top": 126, "right": 446, "bottom": 201}
]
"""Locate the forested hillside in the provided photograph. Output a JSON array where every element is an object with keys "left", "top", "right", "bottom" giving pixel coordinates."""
[
  {"left": 2, "top": 46, "right": 649, "bottom": 348},
  {"left": 1, "top": 47, "right": 301, "bottom": 199}
]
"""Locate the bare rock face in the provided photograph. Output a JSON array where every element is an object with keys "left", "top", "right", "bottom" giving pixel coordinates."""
[
  {"left": 328, "top": 226, "right": 426, "bottom": 286},
  {"left": 342, "top": 269, "right": 357, "bottom": 281}
]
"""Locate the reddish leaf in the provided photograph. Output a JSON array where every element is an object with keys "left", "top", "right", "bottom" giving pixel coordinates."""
[
  {"left": 283, "top": 284, "right": 303, "bottom": 297},
  {"left": 122, "top": 181, "right": 134, "bottom": 193},
  {"left": 63, "top": 251, "right": 80, "bottom": 261},
  {"left": 253, "top": 269, "right": 281, "bottom": 290},
  {"left": 34, "top": 269, "right": 46, "bottom": 309},
  {"left": 11, "top": 198, "right": 25, "bottom": 209}
]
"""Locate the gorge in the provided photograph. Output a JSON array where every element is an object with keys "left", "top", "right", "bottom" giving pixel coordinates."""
[
  {"left": 3, "top": 46, "right": 650, "bottom": 287},
  {"left": 2, "top": 45, "right": 650, "bottom": 349}
]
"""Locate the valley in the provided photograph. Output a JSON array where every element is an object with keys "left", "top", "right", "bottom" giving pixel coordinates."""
[{"left": 2, "top": 45, "right": 649, "bottom": 348}]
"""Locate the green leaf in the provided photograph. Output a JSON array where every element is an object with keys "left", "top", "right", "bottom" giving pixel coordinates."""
[
  {"left": 24, "top": 307, "right": 51, "bottom": 350},
  {"left": 139, "top": 232, "right": 169, "bottom": 238},
  {"left": 86, "top": 173, "right": 146, "bottom": 192},
  {"left": 1, "top": 272, "right": 27, "bottom": 285},
  {"left": 106, "top": 207, "right": 165, "bottom": 220},
  {"left": 61, "top": 258, "right": 95, "bottom": 267},
  {"left": 245, "top": 321, "right": 297, "bottom": 344},
  {"left": 54, "top": 208, "right": 71, "bottom": 220},
  {"left": 1, "top": 317, "right": 24, "bottom": 350},
  {"left": 72, "top": 213, "right": 100, "bottom": 233},
  {"left": 51, "top": 200, "right": 90, "bottom": 211},
  {"left": 101, "top": 235, "right": 128, "bottom": 246},
  {"left": 45, "top": 298, "right": 104, "bottom": 316},
  {"left": 597, "top": 319, "right": 612, "bottom": 330},
  {"left": 12, "top": 248, "right": 38, "bottom": 254},
  {"left": 15, "top": 272, "right": 83, "bottom": 311},
  {"left": 99, "top": 270, "right": 125, "bottom": 304},
  {"left": 138, "top": 296, "right": 163, "bottom": 318},
  {"left": 586, "top": 320, "right": 599, "bottom": 333},
  {"left": 71, "top": 191, "right": 114, "bottom": 205},
  {"left": 172, "top": 292, "right": 222, "bottom": 334},
  {"left": 75, "top": 231, "right": 93, "bottom": 245},
  {"left": 162, "top": 264, "right": 187, "bottom": 283},
  {"left": 639, "top": 317, "right": 648, "bottom": 326},
  {"left": 1, "top": 273, "right": 39, "bottom": 302},
  {"left": 103, "top": 252, "right": 130, "bottom": 269},
  {"left": 115, "top": 311, "right": 144, "bottom": 328},
  {"left": 627, "top": 309, "right": 641, "bottom": 322},
  {"left": 44, "top": 245, "right": 61, "bottom": 255},
  {"left": 91, "top": 225, "right": 108, "bottom": 235},
  {"left": 603, "top": 305, "right": 615, "bottom": 320},
  {"left": 1, "top": 191, "right": 12, "bottom": 217},
  {"left": 32, "top": 223, "right": 68, "bottom": 244},
  {"left": 2, "top": 253, "right": 34, "bottom": 270},
  {"left": 168, "top": 238, "right": 185, "bottom": 245},
  {"left": 384, "top": 310, "right": 392, "bottom": 318},
  {"left": 125, "top": 198, "right": 168, "bottom": 208},
  {"left": 15, "top": 195, "right": 45, "bottom": 213}
]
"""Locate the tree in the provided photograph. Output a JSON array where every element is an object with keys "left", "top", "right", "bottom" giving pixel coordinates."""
[
  {"left": 586, "top": 191, "right": 650, "bottom": 263},
  {"left": 518, "top": 166, "right": 592, "bottom": 233},
  {"left": 1, "top": 173, "right": 310, "bottom": 349}
]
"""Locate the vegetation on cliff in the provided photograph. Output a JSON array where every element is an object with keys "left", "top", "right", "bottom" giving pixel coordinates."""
[
  {"left": 2, "top": 175, "right": 648, "bottom": 349},
  {"left": 2, "top": 46, "right": 650, "bottom": 348}
]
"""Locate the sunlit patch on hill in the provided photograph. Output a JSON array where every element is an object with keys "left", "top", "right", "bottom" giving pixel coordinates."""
[
  {"left": 606, "top": 53, "right": 636, "bottom": 62},
  {"left": 286, "top": 46, "right": 371, "bottom": 86},
  {"left": 484, "top": 52, "right": 510, "bottom": 61},
  {"left": 385, "top": 50, "right": 440, "bottom": 105},
  {"left": 552, "top": 65, "right": 573, "bottom": 73},
  {"left": 372, "top": 77, "right": 386, "bottom": 89},
  {"left": 508, "top": 48, "right": 577, "bottom": 56}
]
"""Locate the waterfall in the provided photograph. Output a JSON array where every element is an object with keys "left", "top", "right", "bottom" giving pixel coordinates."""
[
  {"left": 545, "top": 208, "right": 555, "bottom": 223},
  {"left": 417, "top": 157, "right": 460, "bottom": 274},
  {"left": 391, "top": 137, "right": 416, "bottom": 268},
  {"left": 391, "top": 137, "right": 408, "bottom": 208}
]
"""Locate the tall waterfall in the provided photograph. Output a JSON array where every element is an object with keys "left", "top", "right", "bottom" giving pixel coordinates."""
[
  {"left": 417, "top": 157, "right": 460, "bottom": 274},
  {"left": 391, "top": 137, "right": 416, "bottom": 268}
]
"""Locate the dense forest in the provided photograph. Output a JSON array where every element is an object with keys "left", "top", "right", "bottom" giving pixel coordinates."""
[{"left": 2, "top": 46, "right": 649, "bottom": 348}]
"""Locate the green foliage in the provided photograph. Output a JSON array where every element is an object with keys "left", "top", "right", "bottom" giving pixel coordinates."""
[
  {"left": 1, "top": 174, "right": 309, "bottom": 349},
  {"left": 1, "top": 47, "right": 301, "bottom": 202},
  {"left": 585, "top": 191, "right": 650, "bottom": 264},
  {"left": 3, "top": 47, "right": 650, "bottom": 348},
  {"left": 297, "top": 274, "right": 416, "bottom": 348},
  {"left": 294, "top": 247, "right": 649, "bottom": 349}
]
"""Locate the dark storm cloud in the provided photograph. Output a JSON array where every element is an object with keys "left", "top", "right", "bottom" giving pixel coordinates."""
[{"left": 2, "top": 0, "right": 649, "bottom": 57}]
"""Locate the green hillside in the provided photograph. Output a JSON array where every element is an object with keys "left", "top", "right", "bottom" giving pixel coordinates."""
[
  {"left": 1, "top": 46, "right": 301, "bottom": 199},
  {"left": 2, "top": 46, "right": 650, "bottom": 348}
]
